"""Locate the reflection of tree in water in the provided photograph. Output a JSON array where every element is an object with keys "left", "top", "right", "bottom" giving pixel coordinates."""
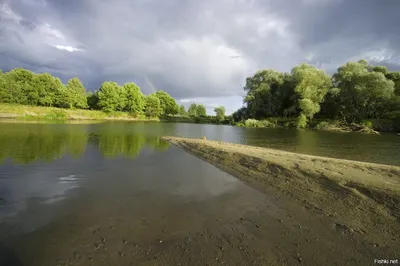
[
  {"left": 0, "top": 124, "right": 88, "bottom": 164},
  {"left": 146, "top": 136, "right": 170, "bottom": 151},
  {"left": 0, "top": 124, "right": 170, "bottom": 164},
  {"left": 97, "top": 129, "right": 170, "bottom": 158}
]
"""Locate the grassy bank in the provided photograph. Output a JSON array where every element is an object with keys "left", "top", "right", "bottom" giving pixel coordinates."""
[
  {"left": 0, "top": 104, "right": 159, "bottom": 121},
  {"left": 163, "top": 136, "right": 400, "bottom": 256}
]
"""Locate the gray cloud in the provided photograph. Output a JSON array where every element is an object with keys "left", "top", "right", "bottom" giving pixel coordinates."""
[{"left": 0, "top": 0, "right": 399, "bottom": 113}]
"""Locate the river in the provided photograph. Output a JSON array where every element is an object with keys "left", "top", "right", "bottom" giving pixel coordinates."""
[{"left": 0, "top": 121, "right": 399, "bottom": 265}]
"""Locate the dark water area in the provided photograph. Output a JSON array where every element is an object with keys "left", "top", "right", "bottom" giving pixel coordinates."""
[{"left": 0, "top": 121, "right": 399, "bottom": 265}]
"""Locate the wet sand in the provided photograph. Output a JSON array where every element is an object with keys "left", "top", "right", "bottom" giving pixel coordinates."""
[
  {"left": 161, "top": 136, "right": 400, "bottom": 265},
  {"left": 1, "top": 137, "right": 399, "bottom": 266}
]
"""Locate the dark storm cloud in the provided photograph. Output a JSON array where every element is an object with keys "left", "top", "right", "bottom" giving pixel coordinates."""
[{"left": 0, "top": 0, "right": 399, "bottom": 107}]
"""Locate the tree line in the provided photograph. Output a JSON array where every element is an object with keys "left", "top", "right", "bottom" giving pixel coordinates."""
[
  {"left": 232, "top": 60, "right": 400, "bottom": 129},
  {"left": 0, "top": 68, "right": 226, "bottom": 120}
]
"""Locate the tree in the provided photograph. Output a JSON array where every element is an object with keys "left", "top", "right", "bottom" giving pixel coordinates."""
[
  {"left": 333, "top": 61, "right": 395, "bottom": 121},
  {"left": 372, "top": 66, "right": 389, "bottom": 75},
  {"left": 144, "top": 94, "right": 162, "bottom": 117},
  {"left": 0, "top": 68, "right": 35, "bottom": 104},
  {"left": 243, "top": 69, "right": 285, "bottom": 119},
  {"left": 97, "top": 81, "right": 122, "bottom": 112},
  {"left": 64, "top": 77, "right": 88, "bottom": 109},
  {"left": 123, "top": 82, "right": 145, "bottom": 114},
  {"left": 386, "top": 72, "right": 400, "bottom": 96},
  {"left": 214, "top": 106, "right": 226, "bottom": 121},
  {"left": 232, "top": 107, "right": 248, "bottom": 122},
  {"left": 154, "top": 90, "right": 179, "bottom": 115},
  {"left": 179, "top": 104, "right": 186, "bottom": 116},
  {"left": 30, "top": 72, "right": 62, "bottom": 107},
  {"left": 188, "top": 103, "right": 198, "bottom": 117},
  {"left": 87, "top": 91, "right": 100, "bottom": 110},
  {"left": 291, "top": 63, "right": 331, "bottom": 128},
  {"left": 196, "top": 104, "right": 207, "bottom": 117}
]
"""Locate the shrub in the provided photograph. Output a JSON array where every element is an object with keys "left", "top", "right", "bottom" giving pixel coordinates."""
[
  {"left": 361, "top": 120, "right": 373, "bottom": 128},
  {"left": 315, "top": 121, "right": 331, "bottom": 130},
  {"left": 244, "top": 119, "right": 276, "bottom": 128}
]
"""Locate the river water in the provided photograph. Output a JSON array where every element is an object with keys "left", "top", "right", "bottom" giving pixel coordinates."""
[{"left": 0, "top": 121, "right": 398, "bottom": 265}]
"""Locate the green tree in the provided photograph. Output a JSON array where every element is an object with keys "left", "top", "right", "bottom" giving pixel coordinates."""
[
  {"left": 372, "top": 66, "right": 389, "bottom": 75},
  {"left": 179, "top": 104, "right": 186, "bottom": 116},
  {"left": 154, "top": 90, "right": 179, "bottom": 115},
  {"left": 386, "top": 72, "right": 400, "bottom": 96},
  {"left": 196, "top": 104, "right": 207, "bottom": 117},
  {"left": 244, "top": 69, "right": 285, "bottom": 119},
  {"left": 87, "top": 91, "right": 100, "bottom": 110},
  {"left": 188, "top": 103, "right": 198, "bottom": 117},
  {"left": 232, "top": 107, "right": 248, "bottom": 122},
  {"left": 97, "top": 81, "right": 122, "bottom": 112},
  {"left": 291, "top": 63, "right": 331, "bottom": 128},
  {"left": 333, "top": 60, "right": 395, "bottom": 121},
  {"left": 64, "top": 77, "right": 88, "bottom": 109},
  {"left": 123, "top": 82, "right": 145, "bottom": 114},
  {"left": 214, "top": 106, "right": 226, "bottom": 121},
  {"left": 243, "top": 70, "right": 297, "bottom": 119},
  {"left": 0, "top": 68, "right": 35, "bottom": 104},
  {"left": 144, "top": 94, "right": 162, "bottom": 117},
  {"left": 30, "top": 73, "right": 60, "bottom": 106}
]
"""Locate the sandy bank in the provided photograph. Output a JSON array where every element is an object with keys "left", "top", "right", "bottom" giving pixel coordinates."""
[{"left": 162, "top": 136, "right": 400, "bottom": 254}]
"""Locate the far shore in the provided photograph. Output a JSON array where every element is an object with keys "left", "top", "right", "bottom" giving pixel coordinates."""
[
  {"left": 162, "top": 136, "right": 400, "bottom": 258},
  {"left": 0, "top": 104, "right": 398, "bottom": 135},
  {"left": 0, "top": 104, "right": 159, "bottom": 122}
]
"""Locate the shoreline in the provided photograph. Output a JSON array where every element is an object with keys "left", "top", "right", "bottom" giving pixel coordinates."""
[
  {"left": 0, "top": 104, "right": 160, "bottom": 122},
  {"left": 1, "top": 104, "right": 398, "bottom": 135},
  {"left": 162, "top": 136, "right": 400, "bottom": 256}
]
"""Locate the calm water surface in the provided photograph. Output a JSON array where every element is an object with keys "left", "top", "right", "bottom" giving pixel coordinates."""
[{"left": 0, "top": 121, "right": 398, "bottom": 265}]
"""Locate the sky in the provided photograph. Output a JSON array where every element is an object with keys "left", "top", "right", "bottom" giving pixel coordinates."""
[{"left": 0, "top": 0, "right": 399, "bottom": 115}]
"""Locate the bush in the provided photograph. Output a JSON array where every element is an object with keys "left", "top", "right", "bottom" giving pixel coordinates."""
[
  {"left": 315, "top": 121, "right": 331, "bottom": 130},
  {"left": 244, "top": 119, "right": 276, "bottom": 128},
  {"left": 361, "top": 120, "right": 373, "bottom": 128}
]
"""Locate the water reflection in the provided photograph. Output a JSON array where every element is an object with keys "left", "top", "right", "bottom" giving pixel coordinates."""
[{"left": 0, "top": 124, "right": 169, "bottom": 164}]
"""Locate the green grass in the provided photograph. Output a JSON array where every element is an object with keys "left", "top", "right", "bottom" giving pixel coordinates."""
[{"left": 0, "top": 104, "right": 159, "bottom": 122}]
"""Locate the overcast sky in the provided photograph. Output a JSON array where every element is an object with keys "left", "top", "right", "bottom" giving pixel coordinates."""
[{"left": 1, "top": 0, "right": 399, "bottom": 114}]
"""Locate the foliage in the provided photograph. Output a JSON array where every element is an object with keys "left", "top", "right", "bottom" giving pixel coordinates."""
[
  {"left": 62, "top": 77, "right": 89, "bottom": 109},
  {"left": 244, "top": 119, "right": 276, "bottom": 128},
  {"left": 0, "top": 67, "right": 226, "bottom": 123},
  {"left": 179, "top": 104, "right": 186, "bottom": 116},
  {"left": 87, "top": 91, "right": 99, "bottom": 110},
  {"left": 154, "top": 90, "right": 179, "bottom": 115},
  {"left": 315, "top": 121, "right": 331, "bottom": 130},
  {"left": 243, "top": 69, "right": 296, "bottom": 119},
  {"left": 385, "top": 71, "right": 400, "bottom": 96},
  {"left": 123, "top": 82, "right": 145, "bottom": 115},
  {"left": 188, "top": 103, "right": 198, "bottom": 117},
  {"left": 145, "top": 94, "right": 162, "bottom": 117},
  {"left": 234, "top": 60, "right": 400, "bottom": 132},
  {"left": 333, "top": 60, "right": 395, "bottom": 121},
  {"left": 291, "top": 63, "right": 331, "bottom": 127},
  {"left": 214, "top": 106, "right": 226, "bottom": 122},
  {"left": 97, "top": 81, "right": 125, "bottom": 112},
  {"left": 196, "top": 104, "right": 207, "bottom": 117}
]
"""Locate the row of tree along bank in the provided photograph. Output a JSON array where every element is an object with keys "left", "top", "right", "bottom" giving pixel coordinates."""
[
  {"left": 232, "top": 60, "right": 400, "bottom": 133},
  {"left": 0, "top": 68, "right": 227, "bottom": 122},
  {"left": 1, "top": 59, "right": 400, "bottom": 133}
]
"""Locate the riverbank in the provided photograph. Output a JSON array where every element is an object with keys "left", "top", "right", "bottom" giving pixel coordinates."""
[
  {"left": 236, "top": 117, "right": 399, "bottom": 134},
  {"left": 162, "top": 136, "right": 400, "bottom": 261},
  {"left": 0, "top": 104, "right": 159, "bottom": 121}
]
